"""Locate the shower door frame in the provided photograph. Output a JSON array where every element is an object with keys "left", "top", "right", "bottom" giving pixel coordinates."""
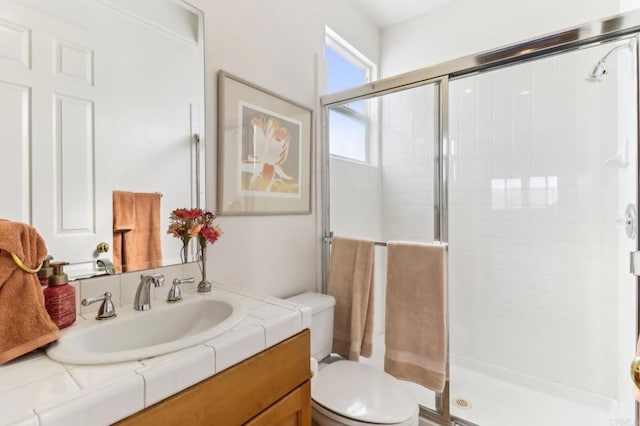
[{"left": 321, "top": 9, "right": 640, "bottom": 426}]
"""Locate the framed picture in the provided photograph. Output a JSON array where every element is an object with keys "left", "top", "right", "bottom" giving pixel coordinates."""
[{"left": 217, "top": 71, "right": 313, "bottom": 215}]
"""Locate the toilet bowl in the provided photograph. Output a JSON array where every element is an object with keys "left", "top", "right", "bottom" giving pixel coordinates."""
[{"left": 286, "top": 292, "right": 419, "bottom": 426}]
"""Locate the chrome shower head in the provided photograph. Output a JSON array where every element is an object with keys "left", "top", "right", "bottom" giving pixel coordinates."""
[
  {"left": 586, "top": 39, "right": 634, "bottom": 83},
  {"left": 586, "top": 59, "right": 607, "bottom": 82}
]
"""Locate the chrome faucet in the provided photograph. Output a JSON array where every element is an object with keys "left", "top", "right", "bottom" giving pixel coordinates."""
[
  {"left": 134, "top": 273, "right": 165, "bottom": 311},
  {"left": 96, "top": 258, "right": 115, "bottom": 275}
]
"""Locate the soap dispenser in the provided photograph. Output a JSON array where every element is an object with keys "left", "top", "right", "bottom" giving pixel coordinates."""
[
  {"left": 37, "top": 255, "right": 53, "bottom": 288},
  {"left": 44, "top": 262, "right": 76, "bottom": 329}
]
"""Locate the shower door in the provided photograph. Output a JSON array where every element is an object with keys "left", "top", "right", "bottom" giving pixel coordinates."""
[
  {"left": 447, "top": 37, "right": 638, "bottom": 425},
  {"left": 325, "top": 80, "right": 445, "bottom": 414}
]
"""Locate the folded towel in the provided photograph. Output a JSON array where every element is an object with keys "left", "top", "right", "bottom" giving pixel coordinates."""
[
  {"left": 113, "top": 190, "right": 136, "bottom": 231},
  {"left": 327, "top": 236, "right": 375, "bottom": 361},
  {"left": 0, "top": 220, "right": 59, "bottom": 365},
  {"left": 113, "top": 191, "right": 163, "bottom": 273},
  {"left": 385, "top": 241, "right": 447, "bottom": 392}
]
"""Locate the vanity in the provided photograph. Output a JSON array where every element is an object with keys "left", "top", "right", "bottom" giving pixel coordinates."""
[
  {"left": 117, "top": 330, "right": 311, "bottom": 425},
  {"left": 0, "top": 284, "right": 313, "bottom": 425}
]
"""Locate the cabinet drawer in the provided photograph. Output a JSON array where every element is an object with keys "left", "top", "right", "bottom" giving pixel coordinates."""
[{"left": 246, "top": 380, "right": 311, "bottom": 426}]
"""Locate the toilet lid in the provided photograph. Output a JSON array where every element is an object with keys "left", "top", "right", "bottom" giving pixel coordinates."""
[{"left": 312, "top": 360, "right": 417, "bottom": 424}]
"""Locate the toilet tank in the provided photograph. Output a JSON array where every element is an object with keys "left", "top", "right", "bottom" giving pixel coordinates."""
[{"left": 286, "top": 292, "right": 335, "bottom": 361}]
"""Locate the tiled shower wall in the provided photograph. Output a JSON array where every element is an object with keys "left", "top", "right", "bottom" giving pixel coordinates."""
[
  {"left": 329, "top": 158, "right": 382, "bottom": 242},
  {"left": 380, "top": 85, "right": 436, "bottom": 243},
  {"left": 447, "top": 43, "right": 635, "bottom": 398}
]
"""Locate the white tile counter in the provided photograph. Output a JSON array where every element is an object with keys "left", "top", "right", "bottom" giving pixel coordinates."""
[{"left": 0, "top": 284, "right": 311, "bottom": 426}]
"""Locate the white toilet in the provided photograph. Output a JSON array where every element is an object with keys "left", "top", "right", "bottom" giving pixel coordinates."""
[{"left": 287, "top": 292, "right": 419, "bottom": 426}]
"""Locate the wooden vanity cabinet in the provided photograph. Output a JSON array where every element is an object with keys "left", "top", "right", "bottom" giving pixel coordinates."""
[{"left": 117, "top": 329, "right": 311, "bottom": 426}]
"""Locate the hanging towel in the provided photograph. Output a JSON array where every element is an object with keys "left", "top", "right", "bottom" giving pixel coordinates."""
[
  {"left": 327, "top": 236, "right": 375, "bottom": 361},
  {"left": 385, "top": 241, "right": 447, "bottom": 393},
  {"left": 112, "top": 191, "right": 163, "bottom": 273},
  {"left": 0, "top": 220, "right": 59, "bottom": 365},
  {"left": 113, "top": 190, "right": 136, "bottom": 232}
]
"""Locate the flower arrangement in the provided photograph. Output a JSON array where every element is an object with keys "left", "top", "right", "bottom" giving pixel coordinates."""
[
  {"left": 167, "top": 208, "right": 222, "bottom": 263},
  {"left": 167, "top": 208, "right": 222, "bottom": 293}
]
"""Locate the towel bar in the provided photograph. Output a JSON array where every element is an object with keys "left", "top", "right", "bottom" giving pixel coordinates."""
[{"left": 322, "top": 237, "right": 448, "bottom": 249}]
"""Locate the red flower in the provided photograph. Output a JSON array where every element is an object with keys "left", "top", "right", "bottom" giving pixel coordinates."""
[
  {"left": 172, "top": 208, "right": 203, "bottom": 220},
  {"left": 167, "top": 208, "right": 222, "bottom": 247},
  {"left": 200, "top": 225, "right": 222, "bottom": 245}
]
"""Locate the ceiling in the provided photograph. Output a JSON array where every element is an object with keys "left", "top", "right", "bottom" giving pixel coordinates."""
[{"left": 346, "top": 0, "right": 453, "bottom": 29}]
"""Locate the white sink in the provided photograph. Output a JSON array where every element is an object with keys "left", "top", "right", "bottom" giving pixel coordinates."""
[{"left": 46, "top": 295, "right": 248, "bottom": 365}]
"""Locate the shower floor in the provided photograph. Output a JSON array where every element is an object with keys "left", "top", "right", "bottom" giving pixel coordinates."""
[
  {"left": 438, "top": 365, "right": 623, "bottom": 425},
  {"left": 361, "top": 345, "right": 629, "bottom": 425}
]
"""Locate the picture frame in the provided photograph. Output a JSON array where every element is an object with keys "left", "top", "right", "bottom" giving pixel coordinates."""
[{"left": 216, "top": 71, "right": 313, "bottom": 216}]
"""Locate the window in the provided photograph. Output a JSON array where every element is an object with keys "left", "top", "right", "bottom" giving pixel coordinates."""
[{"left": 325, "top": 27, "right": 377, "bottom": 163}]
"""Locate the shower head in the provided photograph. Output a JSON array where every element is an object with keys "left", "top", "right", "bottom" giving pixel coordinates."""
[
  {"left": 586, "top": 39, "right": 635, "bottom": 82},
  {"left": 586, "top": 59, "right": 607, "bottom": 82}
]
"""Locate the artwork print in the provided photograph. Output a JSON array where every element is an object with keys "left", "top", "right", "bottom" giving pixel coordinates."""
[
  {"left": 217, "top": 71, "right": 312, "bottom": 215},
  {"left": 238, "top": 102, "right": 302, "bottom": 198}
]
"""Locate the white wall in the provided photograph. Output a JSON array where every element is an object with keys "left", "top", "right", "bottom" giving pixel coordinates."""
[
  {"left": 380, "top": 0, "right": 621, "bottom": 77},
  {"left": 187, "top": 0, "right": 380, "bottom": 297}
]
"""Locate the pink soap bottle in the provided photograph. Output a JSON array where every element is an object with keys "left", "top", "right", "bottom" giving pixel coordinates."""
[{"left": 44, "top": 262, "right": 76, "bottom": 329}]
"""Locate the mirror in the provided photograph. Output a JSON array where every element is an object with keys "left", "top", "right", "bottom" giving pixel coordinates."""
[{"left": 0, "top": 0, "right": 205, "bottom": 277}]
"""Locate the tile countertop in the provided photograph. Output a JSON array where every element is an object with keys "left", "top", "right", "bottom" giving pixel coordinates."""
[{"left": 0, "top": 284, "right": 312, "bottom": 426}]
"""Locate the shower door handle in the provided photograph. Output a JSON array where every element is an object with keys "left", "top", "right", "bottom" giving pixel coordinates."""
[{"left": 630, "top": 251, "right": 640, "bottom": 276}]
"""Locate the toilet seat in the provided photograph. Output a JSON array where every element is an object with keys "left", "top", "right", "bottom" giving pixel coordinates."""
[{"left": 312, "top": 360, "right": 419, "bottom": 426}]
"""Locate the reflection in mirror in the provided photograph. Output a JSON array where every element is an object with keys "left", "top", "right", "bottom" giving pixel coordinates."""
[{"left": 0, "top": 0, "right": 205, "bottom": 278}]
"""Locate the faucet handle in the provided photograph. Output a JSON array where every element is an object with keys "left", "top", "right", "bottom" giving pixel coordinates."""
[
  {"left": 82, "top": 292, "right": 117, "bottom": 320},
  {"left": 167, "top": 277, "right": 194, "bottom": 303}
]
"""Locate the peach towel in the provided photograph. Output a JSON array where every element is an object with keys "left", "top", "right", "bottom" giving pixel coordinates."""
[
  {"left": 385, "top": 241, "right": 447, "bottom": 393},
  {"left": 112, "top": 191, "right": 163, "bottom": 273},
  {"left": 327, "top": 236, "right": 375, "bottom": 361},
  {"left": 113, "top": 190, "right": 135, "bottom": 231},
  {"left": 0, "top": 220, "right": 59, "bottom": 365}
]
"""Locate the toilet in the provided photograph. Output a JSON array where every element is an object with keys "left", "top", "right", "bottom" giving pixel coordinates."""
[{"left": 287, "top": 292, "right": 419, "bottom": 426}]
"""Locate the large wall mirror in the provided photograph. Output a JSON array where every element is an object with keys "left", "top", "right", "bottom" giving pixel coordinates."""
[{"left": 0, "top": 0, "right": 205, "bottom": 278}]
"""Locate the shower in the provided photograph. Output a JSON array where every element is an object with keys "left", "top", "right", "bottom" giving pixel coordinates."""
[
  {"left": 324, "top": 31, "right": 639, "bottom": 425},
  {"left": 586, "top": 38, "right": 634, "bottom": 81}
]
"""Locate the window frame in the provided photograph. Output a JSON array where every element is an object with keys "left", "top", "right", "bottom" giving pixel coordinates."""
[{"left": 325, "top": 27, "right": 377, "bottom": 164}]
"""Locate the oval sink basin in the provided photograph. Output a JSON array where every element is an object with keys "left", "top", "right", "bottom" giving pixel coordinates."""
[{"left": 46, "top": 295, "right": 248, "bottom": 365}]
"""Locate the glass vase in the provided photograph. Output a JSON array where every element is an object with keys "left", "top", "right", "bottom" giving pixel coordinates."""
[
  {"left": 180, "top": 240, "right": 190, "bottom": 264},
  {"left": 197, "top": 245, "right": 211, "bottom": 292}
]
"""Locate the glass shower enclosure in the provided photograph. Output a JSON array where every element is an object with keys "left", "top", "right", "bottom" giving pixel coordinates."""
[{"left": 322, "top": 11, "right": 640, "bottom": 426}]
